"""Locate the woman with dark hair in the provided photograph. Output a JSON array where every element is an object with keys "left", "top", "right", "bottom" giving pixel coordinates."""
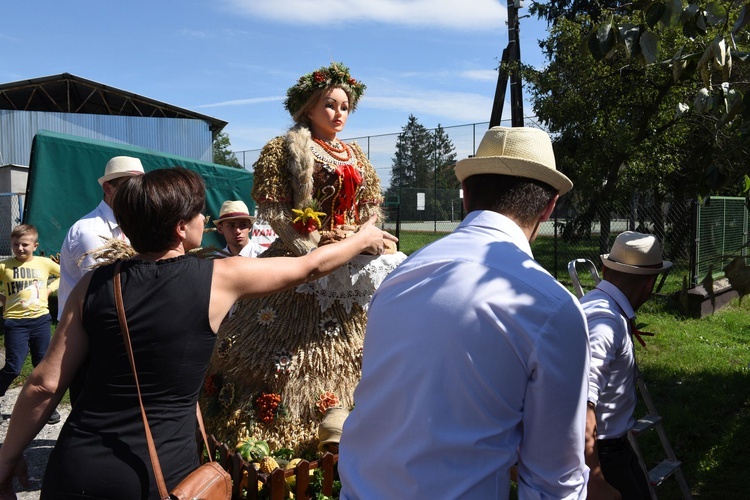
[
  {"left": 0, "top": 167, "right": 395, "bottom": 499},
  {"left": 203, "top": 62, "right": 406, "bottom": 455}
]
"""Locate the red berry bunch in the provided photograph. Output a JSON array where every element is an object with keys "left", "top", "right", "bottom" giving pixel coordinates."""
[{"left": 255, "top": 393, "right": 282, "bottom": 423}]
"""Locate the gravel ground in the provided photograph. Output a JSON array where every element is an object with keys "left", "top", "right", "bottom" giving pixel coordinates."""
[{"left": 0, "top": 375, "right": 71, "bottom": 498}]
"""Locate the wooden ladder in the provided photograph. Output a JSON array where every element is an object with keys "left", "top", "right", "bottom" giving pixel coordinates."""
[{"left": 567, "top": 259, "right": 692, "bottom": 499}]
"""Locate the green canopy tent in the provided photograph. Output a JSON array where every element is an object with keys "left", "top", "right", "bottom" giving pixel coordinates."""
[{"left": 24, "top": 130, "right": 254, "bottom": 257}]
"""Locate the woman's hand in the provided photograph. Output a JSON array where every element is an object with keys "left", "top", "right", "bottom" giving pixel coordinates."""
[
  {"left": 355, "top": 215, "right": 398, "bottom": 255},
  {"left": 0, "top": 457, "right": 29, "bottom": 499}
]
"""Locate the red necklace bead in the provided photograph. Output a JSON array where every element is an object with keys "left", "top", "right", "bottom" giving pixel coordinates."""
[{"left": 312, "top": 137, "right": 352, "bottom": 162}]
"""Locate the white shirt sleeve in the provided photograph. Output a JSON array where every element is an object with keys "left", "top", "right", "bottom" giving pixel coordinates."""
[
  {"left": 587, "top": 313, "right": 620, "bottom": 405},
  {"left": 73, "top": 230, "right": 110, "bottom": 273},
  {"left": 517, "top": 298, "right": 590, "bottom": 499}
]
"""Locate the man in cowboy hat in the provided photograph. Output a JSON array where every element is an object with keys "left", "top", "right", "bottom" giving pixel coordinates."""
[
  {"left": 214, "top": 200, "right": 263, "bottom": 257},
  {"left": 582, "top": 231, "right": 672, "bottom": 499},
  {"left": 339, "top": 127, "right": 590, "bottom": 499},
  {"left": 58, "top": 156, "right": 144, "bottom": 403}
]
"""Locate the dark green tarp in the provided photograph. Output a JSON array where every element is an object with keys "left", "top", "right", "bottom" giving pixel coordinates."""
[{"left": 24, "top": 130, "right": 254, "bottom": 257}]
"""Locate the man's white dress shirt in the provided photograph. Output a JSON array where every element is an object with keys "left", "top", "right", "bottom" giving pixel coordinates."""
[
  {"left": 58, "top": 200, "right": 125, "bottom": 319},
  {"left": 222, "top": 240, "right": 264, "bottom": 258},
  {"left": 581, "top": 280, "right": 638, "bottom": 439},
  {"left": 339, "top": 210, "right": 590, "bottom": 500}
]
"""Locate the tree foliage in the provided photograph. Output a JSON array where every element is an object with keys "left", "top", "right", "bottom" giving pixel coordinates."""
[
  {"left": 389, "top": 114, "right": 434, "bottom": 190},
  {"left": 213, "top": 131, "right": 242, "bottom": 168},
  {"left": 434, "top": 125, "right": 460, "bottom": 190},
  {"left": 527, "top": 0, "right": 750, "bottom": 204},
  {"left": 385, "top": 115, "right": 459, "bottom": 221}
]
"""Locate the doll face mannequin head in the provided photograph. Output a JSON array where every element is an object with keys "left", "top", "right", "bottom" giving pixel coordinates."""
[{"left": 307, "top": 87, "right": 350, "bottom": 141}]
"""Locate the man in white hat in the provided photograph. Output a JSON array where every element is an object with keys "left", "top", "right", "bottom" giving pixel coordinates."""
[
  {"left": 339, "top": 127, "right": 590, "bottom": 499},
  {"left": 57, "top": 156, "right": 144, "bottom": 402},
  {"left": 582, "top": 231, "right": 672, "bottom": 499},
  {"left": 213, "top": 200, "right": 263, "bottom": 257}
]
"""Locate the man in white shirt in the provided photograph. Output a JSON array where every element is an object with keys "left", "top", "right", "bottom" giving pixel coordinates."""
[
  {"left": 582, "top": 231, "right": 672, "bottom": 499},
  {"left": 213, "top": 200, "right": 264, "bottom": 257},
  {"left": 339, "top": 127, "right": 591, "bottom": 499},
  {"left": 58, "top": 156, "right": 145, "bottom": 318},
  {"left": 58, "top": 156, "right": 144, "bottom": 404}
]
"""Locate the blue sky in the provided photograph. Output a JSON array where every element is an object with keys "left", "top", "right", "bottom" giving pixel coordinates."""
[{"left": 2, "top": 0, "right": 550, "bottom": 155}]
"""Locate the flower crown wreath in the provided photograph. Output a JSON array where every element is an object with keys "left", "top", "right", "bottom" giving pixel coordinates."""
[{"left": 284, "top": 62, "right": 366, "bottom": 117}]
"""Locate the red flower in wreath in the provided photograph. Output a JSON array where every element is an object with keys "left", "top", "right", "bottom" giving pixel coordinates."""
[{"left": 313, "top": 71, "right": 326, "bottom": 83}]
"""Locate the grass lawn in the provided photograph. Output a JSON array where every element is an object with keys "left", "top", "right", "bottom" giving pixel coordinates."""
[{"left": 634, "top": 296, "right": 750, "bottom": 498}]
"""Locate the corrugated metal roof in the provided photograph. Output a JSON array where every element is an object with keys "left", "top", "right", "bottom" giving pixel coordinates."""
[
  {"left": 0, "top": 73, "right": 227, "bottom": 134},
  {"left": 0, "top": 110, "right": 214, "bottom": 165}
]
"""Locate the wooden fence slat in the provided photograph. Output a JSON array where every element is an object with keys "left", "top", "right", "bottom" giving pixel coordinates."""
[
  {"left": 200, "top": 434, "right": 338, "bottom": 499},
  {"left": 320, "top": 453, "right": 335, "bottom": 497},
  {"left": 294, "top": 460, "right": 311, "bottom": 498},
  {"left": 269, "top": 468, "right": 287, "bottom": 500}
]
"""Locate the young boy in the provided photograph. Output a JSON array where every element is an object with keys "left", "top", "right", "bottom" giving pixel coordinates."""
[
  {"left": 214, "top": 200, "right": 264, "bottom": 257},
  {"left": 0, "top": 224, "right": 61, "bottom": 424}
]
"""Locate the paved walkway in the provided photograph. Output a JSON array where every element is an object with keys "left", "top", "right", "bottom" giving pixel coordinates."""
[{"left": 0, "top": 370, "right": 70, "bottom": 498}]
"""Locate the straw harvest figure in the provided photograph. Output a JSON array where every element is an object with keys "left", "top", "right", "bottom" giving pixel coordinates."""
[{"left": 201, "top": 62, "right": 405, "bottom": 455}]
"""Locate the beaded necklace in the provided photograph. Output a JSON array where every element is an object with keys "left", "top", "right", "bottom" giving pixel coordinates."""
[{"left": 312, "top": 137, "right": 352, "bottom": 163}]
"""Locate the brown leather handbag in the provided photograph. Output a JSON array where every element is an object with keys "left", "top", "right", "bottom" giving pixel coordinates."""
[{"left": 114, "top": 262, "right": 232, "bottom": 500}]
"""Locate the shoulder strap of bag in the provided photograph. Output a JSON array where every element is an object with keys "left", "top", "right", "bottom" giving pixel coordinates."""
[{"left": 114, "top": 261, "right": 218, "bottom": 499}]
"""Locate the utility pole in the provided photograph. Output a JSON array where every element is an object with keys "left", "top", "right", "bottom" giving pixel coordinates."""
[{"left": 489, "top": 0, "right": 525, "bottom": 128}]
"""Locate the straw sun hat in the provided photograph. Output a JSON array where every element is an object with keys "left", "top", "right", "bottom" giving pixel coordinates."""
[
  {"left": 213, "top": 200, "right": 256, "bottom": 226},
  {"left": 601, "top": 231, "right": 673, "bottom": 275},
  {"left": 317, "top": 407, "right": 349, "bottom": 452},
  {"left": 454, "top": 126, "right": 573, "bottom": 195},
  {"left": 98, "top": 156, "right": 145, "bottom": 186}
]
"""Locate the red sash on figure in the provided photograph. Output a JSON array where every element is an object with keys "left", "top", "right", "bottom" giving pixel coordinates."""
[{"left": 334, "top": 163, "right": 362, "bottom": 226}]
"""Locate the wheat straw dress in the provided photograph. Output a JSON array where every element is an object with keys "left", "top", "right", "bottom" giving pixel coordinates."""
[{"left": 202, "top": 125, "right": 405, "bottom": 454}]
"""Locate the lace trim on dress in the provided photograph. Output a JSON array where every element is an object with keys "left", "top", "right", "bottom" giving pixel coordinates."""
[{"left": 295, "top": 253, "right": 406, "bottom": 313}]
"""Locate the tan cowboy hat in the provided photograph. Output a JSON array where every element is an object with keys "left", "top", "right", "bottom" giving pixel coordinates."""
[
  {"left": 98, "top": 156, "right": 145, "bottom": 186},
  {"left": 601, "top": 231, "right": 673, "bottom": 275},
  {"left": 454, "top": 126, "right": 573, "bottom": 195},
  {"left": 213, "top": 200, "right": 256, "bottom": 226}
]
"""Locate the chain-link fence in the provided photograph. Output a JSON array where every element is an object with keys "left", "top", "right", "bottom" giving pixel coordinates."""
[
  {"left": 233, "top": 122, "right": 749, "bottom": 297},
  {"left": 233, "top": 120, "right": 543, "bottom": 192},
  {"left": 383, "top": 194, "right": 749, "bottom": 297},
  {"left": 0, "top": 193, "right": 24, "bottom": 257}
]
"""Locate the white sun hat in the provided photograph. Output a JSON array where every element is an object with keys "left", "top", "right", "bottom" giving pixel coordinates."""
[
  {"left": 98, "top": 156, "right": 145, "bottom": 186},
  {"left": 601, "top": 231, "right": 673, "bottom": 275}
]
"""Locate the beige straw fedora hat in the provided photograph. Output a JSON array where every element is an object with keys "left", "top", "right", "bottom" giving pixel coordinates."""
[
  {"left": 213, "top": 200, "right": 256, "bottom": 226},
  {"left": 601, "top": 231, "right": 673, "bottom": 275},
  {"left": 454, "top": 126, "right": 573, "bottom": 195},
  {"left": 318, "top": 407, "right": 349, "bottom": 452},
  {"left": 98, "top": 156, "right": 145, "bottom": 186}
]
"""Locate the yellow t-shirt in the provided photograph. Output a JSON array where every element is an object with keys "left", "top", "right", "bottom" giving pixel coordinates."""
[{"left": 0, "top": 256, "right": 60, "bottom": 319}]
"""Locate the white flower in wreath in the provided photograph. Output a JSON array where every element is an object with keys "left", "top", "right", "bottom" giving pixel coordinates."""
[
  {"left": 274, "top": 351, "right": 294, "bottom": 375},
  {"left": 258, "top": 307, "right": 276, "bottom": 325},
  {"left": 319, "top": 317, "right": 341, "bottom": 337}
]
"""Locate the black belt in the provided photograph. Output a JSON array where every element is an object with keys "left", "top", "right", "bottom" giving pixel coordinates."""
[{"left": 598, "top": 435, "right": 628, "bottom": 448}]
